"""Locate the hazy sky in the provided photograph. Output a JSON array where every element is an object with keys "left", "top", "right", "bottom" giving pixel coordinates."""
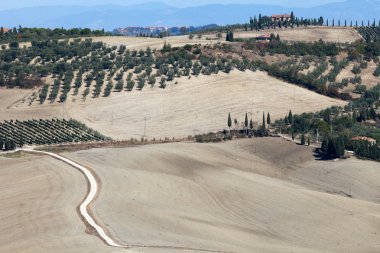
[{"left": 1, "top": 0, "right": 346, "bottom": 10}]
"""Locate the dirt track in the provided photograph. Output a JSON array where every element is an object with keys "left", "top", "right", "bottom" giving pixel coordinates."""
[{"left": 63, "top": 138, "right": 380, "bottom": 253}]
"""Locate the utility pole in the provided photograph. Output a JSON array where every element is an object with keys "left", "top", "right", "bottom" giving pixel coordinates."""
[
  {"left": 257, "top": 111, "right": 260, "bottom": 129},
  {"left": 316, "top": 129, "right": 319, "bottom": 143},
  {"left": 144, "top": 116, "right": 147, "bottom": 140},
  {"left": 236, "top": 137, "right": 238, "bottom": 161}
]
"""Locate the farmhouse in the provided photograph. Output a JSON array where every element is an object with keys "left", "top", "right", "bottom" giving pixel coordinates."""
[
  {"left": 351, "top": 136, "right": 377, "bottom": 145},
  {"left": 271, "top": 14, "right": 291, "bottom": 22},
  {"left": 1, "top": 27, "right": 9, "bottom": 33}
]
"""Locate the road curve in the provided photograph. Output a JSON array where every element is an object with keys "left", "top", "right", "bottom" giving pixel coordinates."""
[
  {"left": 18, "top": 148, "right": 235, "bottom": 253},
  {"left": 20, "top": 149, "right": 121, "bottom": 247}
]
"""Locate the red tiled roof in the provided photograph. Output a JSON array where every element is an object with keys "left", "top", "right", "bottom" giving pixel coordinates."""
[{"left": 271, "top": 14, "right": 291, "bottom": 18}]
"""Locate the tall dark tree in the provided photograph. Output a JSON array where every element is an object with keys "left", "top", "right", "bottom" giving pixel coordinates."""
[
  {"left": 244, "top": 113, "right": 249, "bottom": 136},
  {"left": 249, "top": 119, "right": 254, "bottom": 132},
  {"left": 267, "top": 112, "right": 271, "bottom": 127},
  {"left": 301, "top": 132, "right": 306, "bottom": 145},
  {"left": 228, "top": 113, "right": 232, "bottom": 128},
  {"left": 262, "top": 113, "right": 266, "bottom": 131},
  {"left": 226, "top": 31, "right": 234, "bottom": 42},
  {"left": 290, "top": 11, "right": 295, "bottom": 24},
  {"left": 288, "top": 110, "right": 293, "bottom": 124}
]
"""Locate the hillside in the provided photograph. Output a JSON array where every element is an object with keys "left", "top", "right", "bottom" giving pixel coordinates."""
[
  {"left": 2, "top": 139, "right": 380, "bottom": 252},
  {"left": 234, "top": 27, "right": 361, "bottom": 43},
  {"left": 2, "top": 70, "right": 346, "bottom": 140}
]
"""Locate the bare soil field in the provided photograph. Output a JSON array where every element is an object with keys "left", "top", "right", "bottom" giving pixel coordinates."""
[
  {"left": 90, "top": 35, "right": 221, "bottom": 50},
  {"left": 2, "top": 71, "right": 346, "bottom": 140},
  {"left": 2, "top": 138, "right": 380, "bottom": 252},
  {"left": 61, "top": 138, "right": 380, "bottom": 253},
  {"left": 234, "top": 27, "right": 362, "bottom": 43},
  {"left": 0, "top": 153, "right": 111, "bottom": 253}
]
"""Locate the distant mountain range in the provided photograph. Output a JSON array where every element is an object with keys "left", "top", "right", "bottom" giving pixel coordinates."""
[{"left": 0, "top": 0, "right": 379, "bottom": 31}]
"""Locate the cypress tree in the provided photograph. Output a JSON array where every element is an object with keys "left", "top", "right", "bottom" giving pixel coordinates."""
[
  {"left": 262, "top": 113, "right": 266, "bottom": 131},
  {"left": 228, "top": 113, "right": 232, "bottom": 128},
  {"left": 249, "top": 119, "right": 254, "bottom": 131},
  {"left": 267, "top": 112, "right": 271, "bottom": 127},
  {"left": 288, "top": 110, "right": 293, "bottom": 124},
  {"left": 245, "top": 113, "right": 249, "bottom": 136},
  {"left": 301, "top": 132, "right": 306, "bottom": 145},
  {"left": 290, "top": 11, "right": 295, "bottom": 24}
]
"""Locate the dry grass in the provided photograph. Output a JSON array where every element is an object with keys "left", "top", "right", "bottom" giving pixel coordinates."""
[
  {"left": 0, "top": 155, "right": 110, "bottom": 253},
  {"left": 233, "top": 27, "right": 362, "bottom": 43},
  {"left": 90, "top": 35, "right": 222, "bottom": 50},
  {"left": 2, "top": 138, "right": 380, "bottom": 252},
  {"left": 1, "top": 70, "right": 346, "bottom": 140},
  {"left": 62, "top": 138, "right": 380, "bottom": 253}
]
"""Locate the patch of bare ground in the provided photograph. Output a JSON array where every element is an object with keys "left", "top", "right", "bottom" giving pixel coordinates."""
[
  {"left": 0, "top": 70, "right": 346, "bottom": 140},
  {"left": 63, "top": 138, "right": 380, "bottom": 253},
  {"left": 233, "top": 27, "right": 361, "bottom": 43},
  {"left": 90, "top": 35, "right": 222, "bottom": 51},
  {"left": 0, "top": 155, "right": 110, "bottom": 252}
]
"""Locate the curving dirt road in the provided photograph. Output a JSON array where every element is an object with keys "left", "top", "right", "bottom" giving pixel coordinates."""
[
  {"left": 19, "top": 148, "right": 235, "bottom": 253},
  {"left": 20, "top": 149, "right": 121, "bottom": 247}
]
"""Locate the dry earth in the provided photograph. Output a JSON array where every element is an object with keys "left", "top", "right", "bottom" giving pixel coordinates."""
[
  {"left": 1, "top": 71, "right": 346, "bottom": 140},
  {"left": 0, "top": 153, "right": 112, "bottom": 253},
  {"left": 90, "top": 35, "right": 221, "bottom": 50},
  {"left": 63, "top": 138, "right": 380, "bottom": 253},
  {"left": 234, "top": 27, "right": 362, "bottom": 43},
  {"left": 2, "top": 137, "right": 380, "bottom": 253}
]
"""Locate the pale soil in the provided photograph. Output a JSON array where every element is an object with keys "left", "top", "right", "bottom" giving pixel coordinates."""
[
  {"left": 0, "top": 154, "right": 112, "bottom": 253},
  {"left": 234, "top": 27, "right": 362, "bottom": 43},
  {"left": 1, "top": 71, "right": 346, "bottom": 140},
  {"left": 3, "top": 34, "right": 220, "bottom": 51},
  {"left": 62, "top": 138, "right": 380, "bottom": 253},
  {"left": 85, "top": 35, "right": 221, "bottom": 51},
  {"left": 360, "top": 61, "right": 380, "bottom": 88},
  {"left": 336, "top": 62, "right": 355, "bottom": 82},
  {"left": 337, "top": 61, "right": 380, "bottom": 90}
]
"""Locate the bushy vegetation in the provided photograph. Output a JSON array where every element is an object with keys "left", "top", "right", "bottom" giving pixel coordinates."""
[
  {"left": 0, "top": 26, "right": 108, "bottom": 44},
  {"left": 274, "top": 84, "right": 380, "bottom": 161},
  {"left": 0, "top": 119, "right": 111, "bottom": 150}
]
